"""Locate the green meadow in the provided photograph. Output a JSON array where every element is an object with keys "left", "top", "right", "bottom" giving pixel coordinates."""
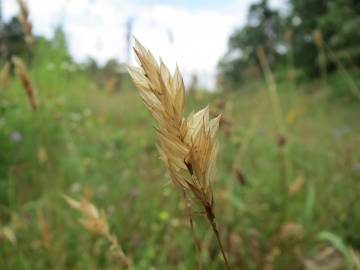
[{"left": 0, "top": 35, "right": 360, "bottom": 269}]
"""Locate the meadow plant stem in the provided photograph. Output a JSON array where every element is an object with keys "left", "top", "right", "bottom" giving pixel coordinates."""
[
  {"left": 256, "top": 47, "right": 293, "bottom": 182},
  {"left": 313, "top": 30, "right": 327, "bottom": 91},
  {"left": 204, "top": 206, "right": 231, "bottom": 270},
  {"left": 231, "top": 91, "right": 266, "bottom": 182},
  {"left": 104, "top": 232, "right": 131, "bottom": 268},
  {"left": 256, "top": 47, "right": 283, "bottom": 131},
  {"left": 320, "top": 48, "right": 327, "bottom": 91},
  {"left": 257, "top": 46, "right": 293, "bottom": 221}
]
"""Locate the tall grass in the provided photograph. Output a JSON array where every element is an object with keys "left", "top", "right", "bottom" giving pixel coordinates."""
[{"left": 0, "top": 16, "right": 359, "bottom": 270}]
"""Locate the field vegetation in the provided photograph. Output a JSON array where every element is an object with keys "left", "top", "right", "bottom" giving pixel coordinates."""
[{"left": 0, "top": 0, "right": 360, "bottom": 269}]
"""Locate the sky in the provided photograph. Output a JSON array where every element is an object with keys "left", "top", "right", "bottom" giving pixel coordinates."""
[{"left": 3, "top": 0, "right": 286, "bottom": 88}]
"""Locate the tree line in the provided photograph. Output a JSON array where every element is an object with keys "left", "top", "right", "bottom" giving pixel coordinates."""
[{"left": 218, "top": 0, "right": 360, "bottom": 89}]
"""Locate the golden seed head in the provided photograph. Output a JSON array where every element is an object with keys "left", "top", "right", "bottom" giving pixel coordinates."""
[
  {"left": 0, "top": 226, "right": 16, "bottom": 245},
  {"left": 12, "top": 56, "right": 38, "bottom": 110},
  {"left": 17, "top": 0, "right": 33, "bottom": 46},
  {"left": 64, "top": 195, "right": 109, "bottom": 236},
  {"left": 128, "top": 39, "right": 221, "bottom": 207},
  {"left": 313, "top": 29, "right": 323, "bottom": 48},
  {"left": 0, "top": 62, "right": 10, "bottom": 91},
  {"left": 64, "top": 195, "right": 131, "bottom": 266}
]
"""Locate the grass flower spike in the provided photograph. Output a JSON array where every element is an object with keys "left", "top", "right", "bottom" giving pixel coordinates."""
[
  {"left": 128, "top": 39, "right": 229, "bottom": 269},
  {"left": 12, "top": 56, "right": 38, "bottom": 110},
  {"left": 64, "top": 195, "right": 131, "bottom": 267},
  {"left": 1, "top": 62, "right": 10, "bottom": 91},
  {"left": 128, "top": 40, "right": 220, "bottom": 212},
  {"left": 17, "top": 0, "right": 33, "bottom": 46},
  {"left": 64, "top": 195, "right": 109, "bottom": 236}
]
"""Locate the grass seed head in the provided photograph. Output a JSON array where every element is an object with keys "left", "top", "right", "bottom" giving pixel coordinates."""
[
  {"left": 12, "top": 56, "right": 38, "bottom": 110},
  {"left": 64, "top": 195, "right": 131, "bottom": 267},
  {"left": 17, "top": 0, "right": 33, "bottom": 46},
  {"left": 0, "top": 226, "right": 16, "bottom": 245},
  {"left": 64, "top": 195, "right": 109, "bottom": 236},
  {"left": 313, "top": 29, "right": 324, "bottom": 48},
  {"left": 128, "top": 39, "right": 221, "bottom": 210},
  {"left": 0, "top": 62, "right": 10, "bottom": 91}
]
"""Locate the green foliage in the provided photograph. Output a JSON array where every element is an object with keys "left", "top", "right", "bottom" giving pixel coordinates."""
[
  {"left": 319, "top": 0, "right": 360, "bottom": 65},
  {"left": 288, "top": 0, "right": 328, "bottom": 75},
  {"left": 0, "top": 17, "right": 28, "bottom": 61},
  {"left": 318, "top": 231, "right": 355, "bottom": 269},
  {"left": 0, "top": 12, "right": 360, "bottom": 270},
  {"left": 219, "top": 0, "right": 284, "bottom": 86},
  {"left": 218, "top": 0, "right": 360, "bottom": 98},
  {"left": 1, "top": 39, "right": 360, "bottom": 268}
]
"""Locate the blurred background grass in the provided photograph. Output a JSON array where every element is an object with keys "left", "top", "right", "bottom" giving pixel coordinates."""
[{"left": 1, "top": 0, "right": 360, "bottom": 269}]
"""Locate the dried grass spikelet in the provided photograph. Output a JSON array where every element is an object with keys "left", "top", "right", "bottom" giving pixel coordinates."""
[
  {"left": 313, "top": 29, "right": 324, "bottom": 48},
  {"left": 128, "top": 40, "right": 230, "bottom": 269},
  {"left": 0, "top": 226, "right": 16, "bottom": 245},
  {"left": 288, "top": 175, "right": 305, "bottom": 196},
  {"left": 211, "top": 98, "right": 233, "bottom": 136},
  {"left": 37, "top": 209, "right": 52, "bottom": 249},
  {"left": 286, "top": 105, "right": 305, "bottom": 125},
  {"left": 105, "top": 77, "right": 117, "bottom": 94},
  {"left": 64, "top": 195, "right": 109, "bottom": 236},
  {"left": 64, "top": 195, "right": 131, "bottom": 267},
  {"left": 279, "top": 222, "right": 304, "bottom": 241},
  {"left": 128, "top": 40, "right": 220, "bottom": 214},
  {"left": 37, "top": 147, "right": 48, "bottom": 164},
  {"left": 284, "top": 29, "right": 293, "bottom": 44},
  {"left": 16, "top": 0, "right": 33, "bottom": 46},
  {"left": 12, "top": 56, "right": 38, "bottom": 110},
  {"left": 0, "top": 62, "right": 10, "bottom": 91}
]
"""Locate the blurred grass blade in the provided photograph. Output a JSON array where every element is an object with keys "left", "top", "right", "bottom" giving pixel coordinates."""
[
  {"left": 227, "top": 193, "right": 245, "bottom": 210},
  {"left": 318, "top": 231, "right": 354, "bottom": 270},
  {"left": 304, "top": 183, "right": 315, "bottom": 226}
]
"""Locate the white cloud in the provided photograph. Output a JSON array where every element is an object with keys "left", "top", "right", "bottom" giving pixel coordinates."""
[
  {"left": 131, "top": 4, "right": 239, "bottom": 87},
  {"left": 2, "top": 0, "right": 285, "bottom": 88}
]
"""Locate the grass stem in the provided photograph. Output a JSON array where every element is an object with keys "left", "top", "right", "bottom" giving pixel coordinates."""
[
  {"left": 204, "top": 205, "right": 231, "bottom": 270},
  {"left": 104, "top": 232, "right": 132, "bottom": 268}
]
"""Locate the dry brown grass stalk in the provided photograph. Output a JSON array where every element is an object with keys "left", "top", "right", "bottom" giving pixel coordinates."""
[
  {"left": 16, "top": 0, "right": 33, "bottom": 46},
  {"left": 128, "top": 39, "right": 230, "bottom": 269},
  {"left": 12, "top": 56, "right": 38, "bottom": 110},
  {"left": 64, "top": 195, "right": 131, "bottom": 268},
  {"left": 37, "top": 209, "right": 52, "bottom": 249},
  {"left": 0, "top": 62, "right": 10, "bottom": 91}
]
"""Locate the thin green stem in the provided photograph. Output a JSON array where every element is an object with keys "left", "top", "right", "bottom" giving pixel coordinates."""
[{"left": 204, "top": 205, "right": 231, "bottom": 270}]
